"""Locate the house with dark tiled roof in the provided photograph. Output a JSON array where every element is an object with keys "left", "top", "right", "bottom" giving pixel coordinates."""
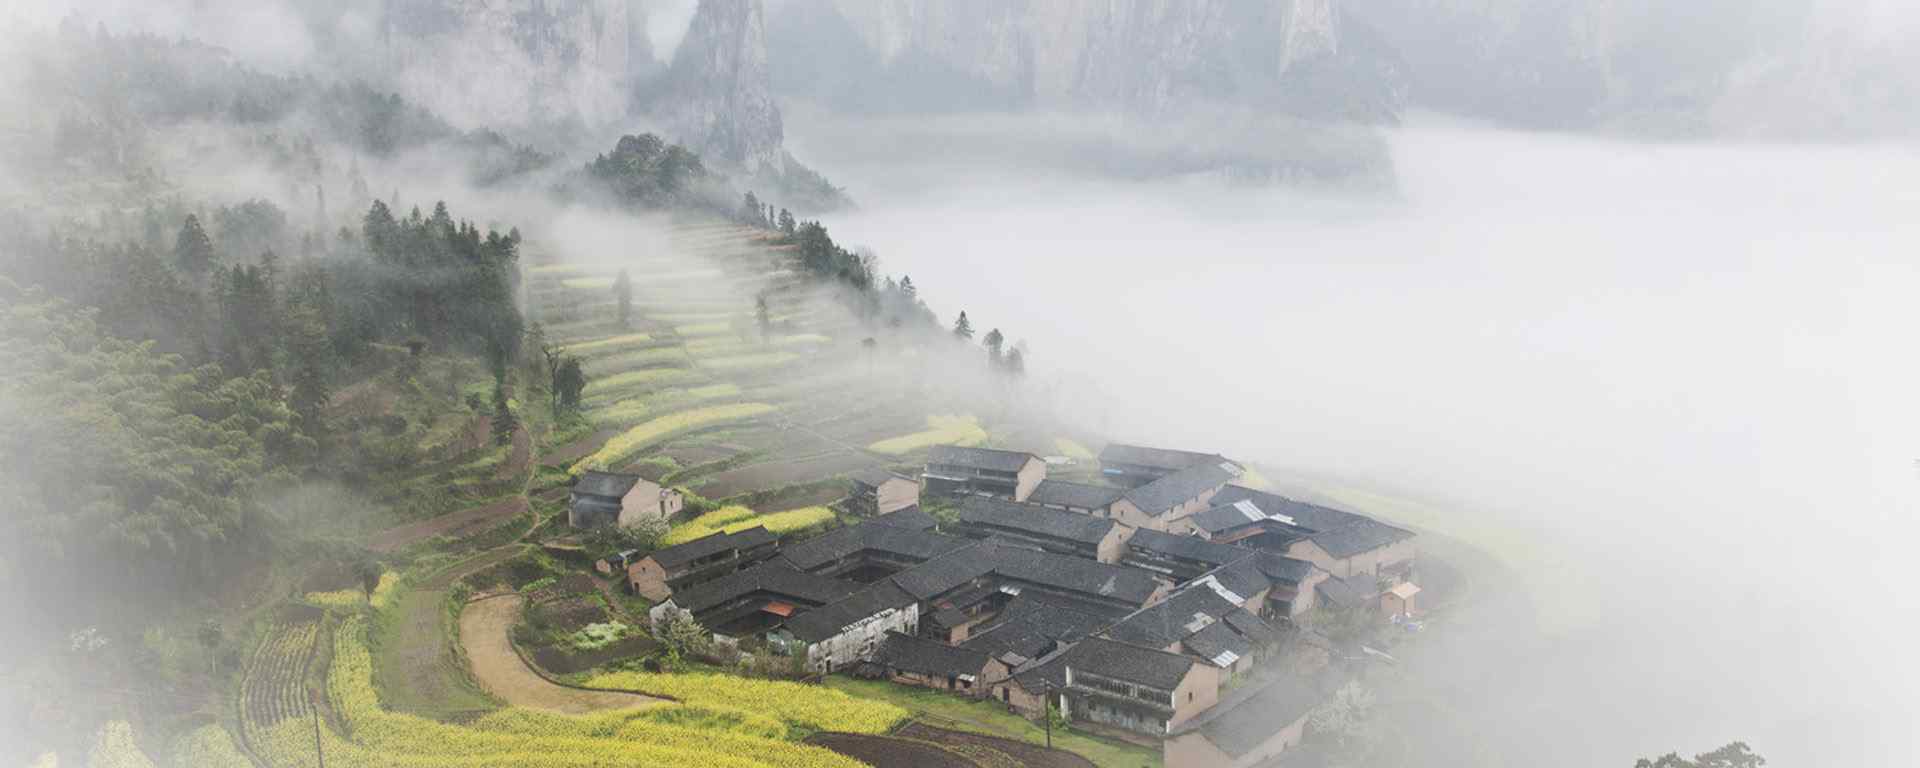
[
  {"left": 780, "top": 581, "right": 922, "bottom": 674},
  {"left": 1103, "top": 574, "right": 1287, "bottom": 685},
  {"left": 1098, "top": 443, "right": 1234, "bottom": 488},
  {"left": 569, "top": 470, "right": 683, "bottom": 529},
  {"left": 779, "top": 520, "right": 971, "bottom": 582},
  {"left": 848, "top": 467, "right": 920, "bottom": 517},
  {"left": 893, "top": 542, "right": 1167, "bottom": 643},
  {"left": 625, "top": 526, "right": 779, "bottom": 601},
  {"left": 962, "top": 593, "right": 1112, "bottom": 669},
  {"left": 868, "top": 505, "right": 939, "bottom": 532},
  {"left": 1106, "top": 461, "right": 1241, "bottom": 532},
  {"left": 1059, "top": 637, "right": 1221, "bottom": 735},
  {"left": 1123, "top": 529, "right": 1251, "bottom": 582},
  {"left": 648, "top": 561, "right": 861, "bottom": 638},
  {"left": 952, "top": 496, "right": 1133, "bottom": 562},
  {"left": 870, "top": 631, "right": 1008, "bottom": 696},
  {"left": 1182, "top": 497, "right": 1318, "bottom": 549},
  {"left": 1164, "top": 671, "right": 1332, "bottom": 768},
  {"left": 1208, "top": 486, "right": 1419, "bottom": 584},
  {"left": 923, "top": 445, "right": 1048, "bottom": 501},
  {"left": 1027, "top": 480, "right": 1126, "bottom": 517}
]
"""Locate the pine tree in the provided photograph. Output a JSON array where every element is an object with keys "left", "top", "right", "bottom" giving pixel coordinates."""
[
  {"left": 174, "top": 214, "right": 216, "bottom": 278},
  {"left": 778, "top": 208, "right": 796, "bottom": 235},
  {"left": 741, "top": 191, "right": 763, "bottom": 226},
  {"left": 285, "top": 303, "right": 332, "bottom": 439},
  {"left": 1005, "top": 348, "right": 1026, "bottom": 377},
  {"left": 952, "top": 311, "right": 974, "bottom": 341}
]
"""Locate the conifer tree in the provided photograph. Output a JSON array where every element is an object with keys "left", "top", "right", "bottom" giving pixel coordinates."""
[{"left": 952, "top": 311, "right": 974, "bottom": 341}]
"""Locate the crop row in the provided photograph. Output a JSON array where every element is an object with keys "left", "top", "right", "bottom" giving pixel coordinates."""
[
  {"left": 571, "top": 403, "right": 777, "bottom": 473},
  {"left": 661, "top": 506, "right": 837, "bottom": 547},
  {"left": 240, "top": 621, "right": 319, "bottom": 736},
  {"left": 245, "top": 616, "right": 868, "bottom": 768},
  {"left": 582, "top": 669, "right": 908, "bottom": 735}
]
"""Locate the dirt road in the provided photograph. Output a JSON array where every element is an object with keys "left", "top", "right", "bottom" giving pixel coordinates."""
[{"left": 459, "top": 594, "right": 664, "bottom": 714}]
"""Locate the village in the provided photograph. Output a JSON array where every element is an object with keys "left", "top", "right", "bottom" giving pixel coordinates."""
[{"left": 574, "top": 440, "right": 1423, "bottom": 767}]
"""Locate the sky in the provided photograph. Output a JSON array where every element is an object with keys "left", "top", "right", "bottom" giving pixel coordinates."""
[{"left": 789, "top": 110, "right": 1920, "bottom": 766}]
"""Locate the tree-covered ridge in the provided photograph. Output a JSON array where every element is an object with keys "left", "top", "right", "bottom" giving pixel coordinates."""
[{"left": 0, "top": 280, "right": 302, "bottom": 630}]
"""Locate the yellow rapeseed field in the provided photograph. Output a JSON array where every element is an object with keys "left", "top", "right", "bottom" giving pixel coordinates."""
[{"left": 869, "top": 414, "right": 988, "bottom": 455}]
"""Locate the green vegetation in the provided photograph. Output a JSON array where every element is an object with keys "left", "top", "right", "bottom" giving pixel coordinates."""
[
  {"left": 869, "top": 414, "right": 990, "bottom": 455},
  {"left": 702, "top": 352, "right": 798, "bottom": 371},
  {"left": 574, "top": 404, "right": 778, "bottom": 473},
  {"left": 1054, "top": 438, "right": 1095, "bottom": 460},
  {"left": 563, "top": 333, "right": 655, "bottom": 355},
  {"left": 824, "top": 678, "right": 1162, "bottom": 768},
  {"left": 563, "top": 277, "right": 616, "bottom": 290},
  {"left": 586, "top": 669, "right": 906, "bottom": 735}
]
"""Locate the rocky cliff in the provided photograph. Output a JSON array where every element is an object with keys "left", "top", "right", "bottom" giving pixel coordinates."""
[
  {"left": 767, "top": 0, "right": 1406, "bottom": 122},
  {"left": 641, "top": 0, "right": 785, "bottom": 174}
]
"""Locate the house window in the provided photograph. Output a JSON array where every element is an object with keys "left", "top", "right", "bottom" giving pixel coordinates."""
[{"left": 1187, "top": 692, "right": 1193, "bottom": 702}]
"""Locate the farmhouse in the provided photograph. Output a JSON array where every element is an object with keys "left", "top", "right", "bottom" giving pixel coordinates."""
[
  {"left": 1057, "top": 637, "right": 1220, "bottom": 735},
  {"left": 569, "top": 470, "right": 683, "bottom": 529},
  {"left": 1208, "top": 486, "right": 1420, "bottom": 584},
  {"left": 962, "top": 593, "right": 1113, "bottom": 669},
  {"left": 1104, "top": 578, "right": 1286, "bottom": 684},
  {"left": 1106, "top": 460, "right": 1241, "bottom": 531},
  {"left": 648, "top": 561, "right": 859, "bottom": 638},
  {"left": 952, "top": 496, "right": 1132, "bottom": 563},
  {"left": 780, "top": 580, "right": 922, "bottom": 674},
  {"left": 1122, "top": 528, "right": 1252, "bottom": 582},
  {"left": 1026, "top": 479, "right": 1125, "bottom": 517},
  {"left": 1098, "top": 443, "right": 1236, "bottom": 488},
  {"left": 892, "top": 542, "right": 1167, "bottom": 642},
  {"left": 923, "top": 445, "right": 1047, "bottom": 501},
  {"left": 1163, "top": 672, "right": 1328, "bottom": 768},
  {"left": 1183, "top": 497, "right": 1318, "bottom": 548},
  {"left": 625, "top": 526, "right": 778, "bottom": 601},
  {"left": 779, "top": 519, "right": 972, "bottom": 582},
  {"left": 847, "top": 467, "right": 920, "bottom": 516},
  {"left": 869, "top": 631, "right": 1008, "bottom": 696},
  {"left": 868, "top": 505, "right": 939, "bottom": 531}
]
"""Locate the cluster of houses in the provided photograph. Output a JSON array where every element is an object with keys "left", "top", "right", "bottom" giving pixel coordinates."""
[{"left": 573, "top": 443, "right": 1420, "bottom": 768}]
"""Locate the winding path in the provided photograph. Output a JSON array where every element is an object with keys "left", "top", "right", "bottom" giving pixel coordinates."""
[{"left": 458, "top": 594, "right": 665, "bottom": 714}]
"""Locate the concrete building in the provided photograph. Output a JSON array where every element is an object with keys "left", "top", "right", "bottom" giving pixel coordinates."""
[
  {"left": 569, "top": 470, "right": 683, "bottom": 529},
  {"left": 781, "top": 581, "right": 922, "bottom": 674},
  {"left": 1058, "top": 637, "right": 1221, "bottom": 735},
  {"left": 847, "top": 467, "right": 920, "bottom": 516},
  {"left": 923, "top": 445, "right": 1047, "bottom": 501},
  {"left": 625, "top": 526, "right": 778, "bottom": 601},
  {"left": 952, "top": 496, "right": 1133, "bottom": 563}
]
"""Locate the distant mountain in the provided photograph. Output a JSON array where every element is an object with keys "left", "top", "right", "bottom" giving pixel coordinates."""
[{"left": 767, "top": 0, "right": 1408, "bottom": 123}]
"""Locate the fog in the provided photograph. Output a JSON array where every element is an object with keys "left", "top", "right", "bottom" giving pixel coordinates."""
[{"left": 791, "top": 112, "right": 1920, "bottom": 766}]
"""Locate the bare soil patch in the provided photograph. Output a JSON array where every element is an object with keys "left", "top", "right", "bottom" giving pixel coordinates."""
[
  {"left": 540, "top": 429, "right": 618, "bottom": 466},
  {"left": 896, "top": 722, "right": 1097, "bottom": 768},
  {"left": 367, "top": 496, "right": 528, "bottom": 553},
  {"left": 808, "top": 733, "right": 978, "bottom": 768},
  {"left": 696, "top": 451, "right": 879, "bottom": 498},
  {"left": 459, "top": 595, "right": 663, "bottom": 714}
]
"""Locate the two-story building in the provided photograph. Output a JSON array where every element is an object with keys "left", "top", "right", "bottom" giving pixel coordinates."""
[
  {"left": 569, "top": 470, "right": 684, "bottom": 529},
  {"left": 1026, "top": 480, "right": 1125, "bottom": 517},
  {"left": 847, "top": 467, "right": 920, "bottom": 516},
  {"left": 625, "top": 526, "right": 778, "bottom": 601},
  {"left": 1105, "top": 461, "right": 1241, "bottom": 531},
  {"left": 923, "top": 445, "right": 1047, "bottom": 501},
  {"left": 1098, "top": 443, "right": 1236, "bottom": 488},
  {"left": 870, "top": 631, "right": 1009, "bottom": 697}
]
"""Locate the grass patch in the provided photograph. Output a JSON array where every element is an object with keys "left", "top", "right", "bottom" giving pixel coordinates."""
[
  {"left": 573, "top": 403, "right": 778, "bottom": 473},
  {"left": 562, "top": 276, "right": 615, "bottom": 289},
  {"left": 824, "top": 678, "right": 1161, "bottom": 768},
  {"left": 584, "top": 368, "right": 709, "bottom": 399},
  {"left": 868, "top": 415, "right": 988, "bottom": 455},
  {"left": 583, "top": 347, "right": 690, "bottom": 376},
  {"left": 701, "top": 352, "right": 798, "bottom": 371},
  {"left": 675, "top": 322, "right": 733, "bottom": 337},
  {"left": 561, "top": 333, "right": 655, "bottom": 356}
]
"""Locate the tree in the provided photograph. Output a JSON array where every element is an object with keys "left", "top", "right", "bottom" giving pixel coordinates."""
[
  {"left": 554, "top": 356, "right": 587, "bottom": 411},
  {"left": 754, "top": 293, "right": 772, "bottom": 342},
  {"left": 778, "top": 208, "right": 796, "bottom": 235},
  {"left": 491, "top": 381, "right": 518, "bottom": 446},
  {"left": 353, "top": 559, "right": 383, "bottom": 599},
  {"left": 174, "top": 214, "right": 216, "bottom": 278},
  {"left": 740, "top": 191, "right": 764, "bottom": 226},
  {"left": 656, "top": 610, "right": 712, "bottom": 667},
  {"left": 983, "top": 328, "right": 1005, "bottom": 368},
  {"left": 861, "top": 337, "right": 878, "bottom": 375},
  {"left": 1635, "top": 743, "right": 1766, "bottom": 768},
  {"left": 614, "top": 269, "right": 633, "bottom": 328},
  {"left": 284, "top": 302, "right": 332, "bottom": 439},
  {"left": 952, "top": 311, "right": 974, "bottom": 341},
  {"left": 1004, "top": 348, "right": 1026, "bottom": 377},
  {"left": 899, "top": 276, "right": 916, "bottom": 300}
]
